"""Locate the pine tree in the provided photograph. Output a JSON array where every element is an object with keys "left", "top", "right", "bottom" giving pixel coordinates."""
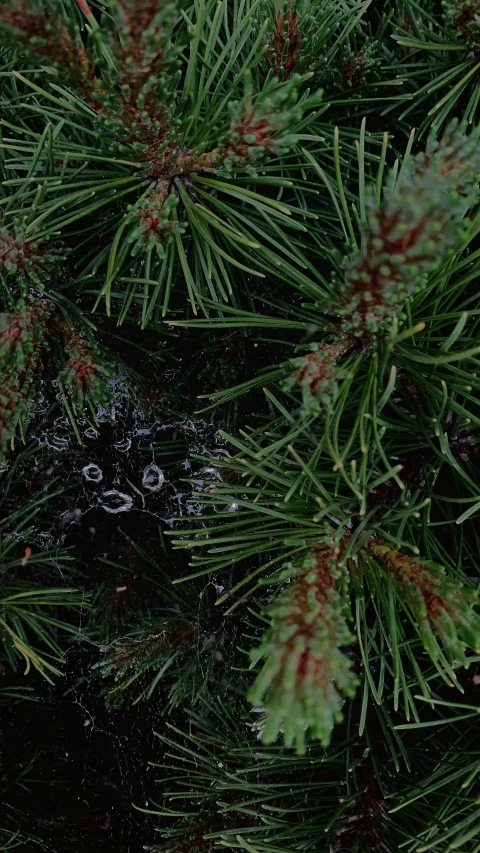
[{"left": 1, "top": 1, "right": 480, "bottom": 851}]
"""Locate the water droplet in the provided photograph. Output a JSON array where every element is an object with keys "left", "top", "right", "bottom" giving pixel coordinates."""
[
  {"left": 84, "top": 427, "right": 98, "bottom": 440},
  {"left": 142, "top": 464, "right": 165, "bottom": 492},
  {"left": 101, "top": 490, "right": 133, "bottom": 514},
  {"left": 82, "top": 464, "right": 103, "bottom": 483},
  {"left": 60, "top": 507, "right": 82, "bottom": 526},
  {"left": 135, "top": 426, "right": 155, "bottom": 437},
  {"left": 46, "top": 434, "right": 70, "bottom": 451},
  {"left": 114, "top": 438, "right": 132, "bottom": 452}
]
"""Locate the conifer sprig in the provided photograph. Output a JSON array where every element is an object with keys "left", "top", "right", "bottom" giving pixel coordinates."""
[
  {"left": 0, "top": 223, "right": 59, "bottom": 305},
  {"left": 181, "top": 122, "right": 480, "bottom": 422},
  {"left": 57, "top": 320, "right": 111, "bottom": 408},
  {"left": 249, "top": 547, "right": 358, "bottom": 753},
  {"left": 367, "top": 542, "right": 480, "bottom": 665},
  {"left": 330, "top": 752, "right": 391, "bottom": 853},
  {"left": 0, "top": 468, "right": 84, "bottom": 681},
  {"left": 283, "top": 336, "right": 355, "bottom": 415},
  {"left": 444, "top": 0, "right": 480, "bottom": 45},
  {"left": 339, "top": 122, "right": 480, "bottom": 334},
  {"left": 263, "top": 0, "right": 362, "bottom": 81},
  {"left": 0, "top": 298, "right": 52, "bottom": 455},
  {"left": 93, "top": 618, "right": 200, "bottom": 707},
  {"left": 0, "top": 298, "right": 112, "bottom": 457},
  {"left": 393, "top": 2, "right": 480, "bottom": 127}
]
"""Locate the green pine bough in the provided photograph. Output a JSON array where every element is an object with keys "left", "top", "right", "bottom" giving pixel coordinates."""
[
  {"left": 0, "top": 0, "right": 328, "bottom": 320},
  {"left": 1, "top": 2, "right": 480, "bottom": 852},
  {"left": 166, "top": 118, "right": 480, "bottom": 847},
  {"left": 246, "top": 536, "right": 480, "bottom": 754},
  {"left": 0, "top": 298, "right": 112, "bottom": 458},
  {"left": 248, "top": 547, "right": 358, "bottom": 754}
]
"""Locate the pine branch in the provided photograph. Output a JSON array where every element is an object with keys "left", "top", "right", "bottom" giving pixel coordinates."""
[
  {"left": 249, "top": 547, "right": 358, "bottom": 754},
  {"left": 0, "top": 468, "right": 84, "bottom": 681},
  {"left": 93, "top": 618, "right": 200, "bottom": 708},
  {"left": 0, "top": 298, "right": 52, "bottom": 456},
  {"left": 339, "top": 122, "right": 480, "bottom": 334},
  {"left": 367, "top": 541, "right": 480, "bottom": 665},
  {"left": 56, "top": 319, "right": 111, "bottom": 408},
  {"left": 330, "top": 752, "right": 391, "bottom": 853},
  {"left": 2, "top": 2, "right": 480, "bottom": 847},
  {"left": 0, "top": 0, "right": 324, "bottom": 318},
  {"left": 392, "top": 2, "right": 480, "bottom": 128},
  {"left": 0, "top": 222, "right": 59, "bottom": 304},
  {"left": 282, "top": 335, "right": 356, "bottom": 415},
  {"left": 443, "top": 0, "right": 480, "bottom": 45},
  {"left": 0, "top": 298, "right": 112, "bottom": 456}
]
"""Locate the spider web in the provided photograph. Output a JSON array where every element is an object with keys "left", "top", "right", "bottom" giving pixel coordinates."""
[{"left": 1, "top": 368, "right": 240, "bottom": 852}]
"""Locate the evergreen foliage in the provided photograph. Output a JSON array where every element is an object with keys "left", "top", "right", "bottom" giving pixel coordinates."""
[
  {"left": 1, "top": 1, "right": 480, "bottom": 851},
  {"left": 248, "top": 547, "right": 358, "bottom": 753}
]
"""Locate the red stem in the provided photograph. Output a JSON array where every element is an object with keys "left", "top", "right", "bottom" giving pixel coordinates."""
[{"left": 75, "top": 0, "right": 93, "bottom": 17}]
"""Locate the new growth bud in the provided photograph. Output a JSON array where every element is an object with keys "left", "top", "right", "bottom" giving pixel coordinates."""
[
  {"left": 340, "top": 123, "right": 480, "bottom": 334},
  {"left": 249, "top": 547, "right": 358, "bottom": 753}
]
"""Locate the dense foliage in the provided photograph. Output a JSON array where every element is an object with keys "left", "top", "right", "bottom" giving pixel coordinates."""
[{"left": 1, "top": 1, "right": 480, "bottom": 851}]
